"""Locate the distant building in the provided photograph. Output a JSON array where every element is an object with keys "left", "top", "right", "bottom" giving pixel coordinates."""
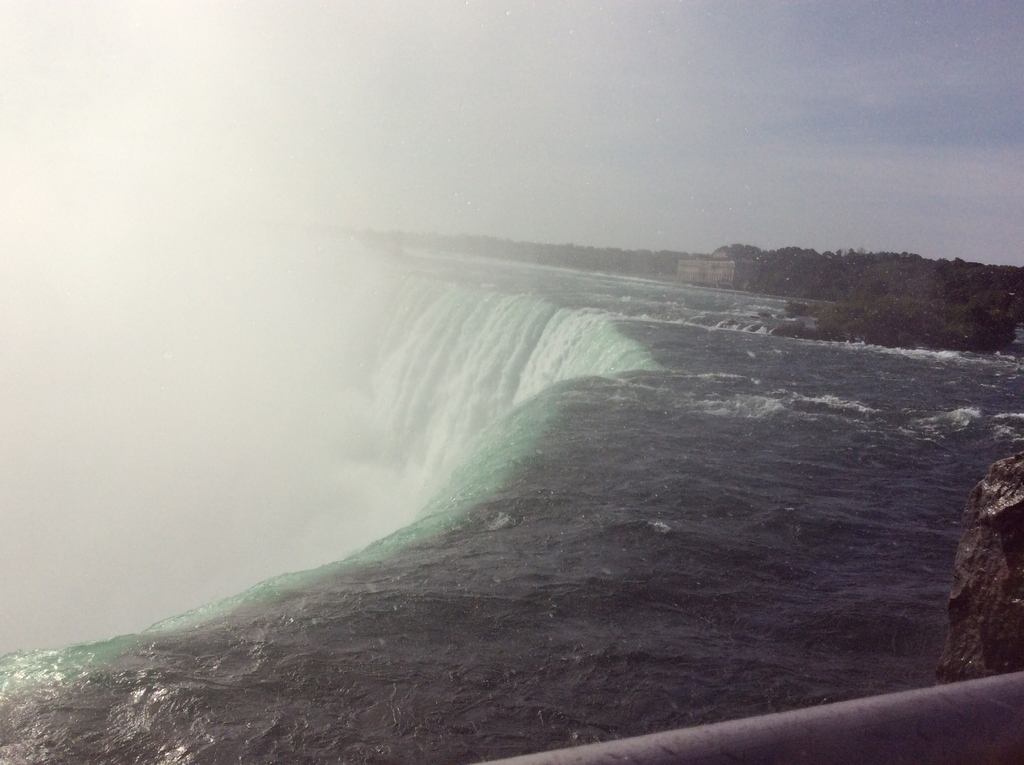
[{"left": 676, "top": 256, "right": 735, "bottom": 287}]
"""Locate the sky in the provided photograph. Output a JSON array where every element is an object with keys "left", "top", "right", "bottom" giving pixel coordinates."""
[
  {"left": 2, "top": 0, "right": 1022, "bottom": 264},
  {"left": 1, "top": 1, "right": 1023, "bottom": 655}
]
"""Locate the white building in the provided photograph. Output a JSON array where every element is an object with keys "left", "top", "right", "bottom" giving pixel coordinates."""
[{"left": 676, "top": 257, "right": 735, "bottom": 287}]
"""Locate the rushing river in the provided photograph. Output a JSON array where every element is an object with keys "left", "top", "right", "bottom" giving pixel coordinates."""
[{"left": 2, "top": 244, "right": 1021, "bottom": 764}]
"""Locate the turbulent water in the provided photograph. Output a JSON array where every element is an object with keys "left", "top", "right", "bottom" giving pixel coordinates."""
[{"left": 3, "top": 246, "right": 1024, "bottom": 764}]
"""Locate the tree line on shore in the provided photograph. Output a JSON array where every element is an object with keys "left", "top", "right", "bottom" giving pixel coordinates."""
[
  {"left": 721, "top": 244, "right": 1024, "bottom": 352},
  {"left": 356, "top": 230, "right": 1024, "bottom": 353},
  {"left": 356, "top": 230, "right": 688, "bottom": 278}
]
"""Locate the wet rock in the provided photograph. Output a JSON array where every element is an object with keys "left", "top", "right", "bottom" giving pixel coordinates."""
[{"left": 937, "top": 452, "right": 1024, "bottom": 682}]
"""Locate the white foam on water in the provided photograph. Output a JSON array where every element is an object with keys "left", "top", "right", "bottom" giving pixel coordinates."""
[
  {"left": 993, "top": 424, "right": 1024, "bottom": 442},
  {"left": 788, "top": 393, "right": 878, "bottom": 415},
  {"left": 686, "top": 389, "right": 878, "bottom": 422},
  {"left": 915, "top": 407, "right": 983, "bottom": 432},
  {"left": 693, "top": 394, "right": 789, "bottom": 419},
  {"left": 835, "top": 340, "right": 1021, "bottom": 369}
]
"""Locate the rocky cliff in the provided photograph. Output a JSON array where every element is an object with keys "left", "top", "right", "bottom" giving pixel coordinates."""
[{"left": 937, "top": 452, "right": 1024, "bottom": 682}]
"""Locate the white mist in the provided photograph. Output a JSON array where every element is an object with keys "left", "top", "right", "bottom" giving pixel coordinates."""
[{"left": 0, "top": 226, "right": 422, "bottom": 656}]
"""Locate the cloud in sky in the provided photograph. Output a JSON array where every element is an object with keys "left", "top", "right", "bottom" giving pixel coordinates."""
[{"left": 2, "top": 0, "right": 1022, "bottom": 262}]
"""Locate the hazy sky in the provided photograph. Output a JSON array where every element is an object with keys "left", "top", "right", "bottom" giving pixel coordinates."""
[{"left": 3, "top": 1, "right": 1022, "bottom": 263}]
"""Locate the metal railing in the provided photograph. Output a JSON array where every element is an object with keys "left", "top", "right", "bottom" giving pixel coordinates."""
[{"left": 475, "top": 671, "right": 1024, "bottom": 765}]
